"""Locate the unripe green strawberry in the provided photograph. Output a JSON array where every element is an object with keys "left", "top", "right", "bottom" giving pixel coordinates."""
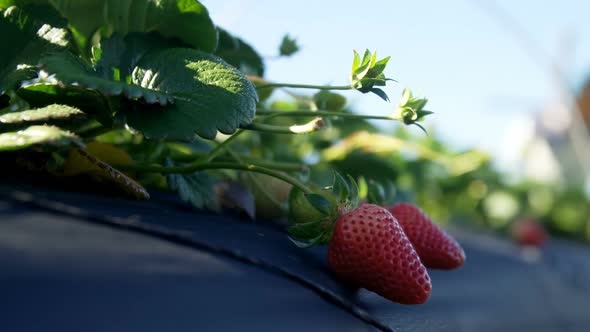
[
  {"left": 243, "top": 173, "right": 291, "bottom": 219},
  {"left": 313, "top": 90, "right": 347, "bottom": 111},
  {"left": 387, "top": 203, "right": 465, "bottom": 270},
  {"left": 328, "top": 204, "right": 432, "bottom": 304}
]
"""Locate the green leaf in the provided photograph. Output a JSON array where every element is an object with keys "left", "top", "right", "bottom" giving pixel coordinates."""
[
  {"left": 346, "top": 174, "right": 359, "bottom": 206},
  {"left": 400, "top": 87, "right": 411, "bottom": 105},
  {"left": 332, "top": 171, "right": 349, "bottom": 202},
  {"left": 279, "top": 34, "right": 299, "bottom": 57},
  {"left": 0, "top": 1, "right": 68, "bottom": 26},
  {"left": 0, "top": 94, "right": 8, "bottom": 109},
  {"left": 123, "top": 48, "right": 258, "bottom": 140},
  {"left": 17, "top": 83, "right": 113, "bottom": 125},
  {"left": 0, "top": 124, "right": 81, "bottom": 151},
  {"left": 39, "top": 52, "right": 174, "bottom": 105},
  {"left": 215, "top": 28, "right": 265, "bottom": 77},
  {"left": 304, "top": 193, "right": 333, "bottom": 215},
  {"left": 366, "top": 180, "right": 385, "bottom": 205},
  {"left": 371, "top": 56, "right": 391, "bottom": 75},
  {"left": 165, "top": 158, "right": 217, "bottom": 210},
  {"left": 0, "top": 5, "right": 70, "bottom": 93},
  {"left": 355, "top": 49, "right": 372, "bottom": 78},
  {"left": 94, "top": 32, "right": 179, "bottom": 81},
  {"left": 288, "top": 233, "right": 324, "bottom": 249},
  {"left": 288, "top": 186, "right": 327, "bottom": 224},
  {"left": 1, "top": 65, "right": 37, "bottom": 95},
  {"left": 287, "top": 220, "right": 325, "bottom": 240},
  {"left": 44, "top": 0, "right": 217, "bottom": 52},
  {"left": 93, "top": 33, "right": 127, "bottom": 78},
  {"left": 0, "top": 1, "right": 16, "bottom": 9},
  {"left": 360, "top": 49, "right": 371, "bottom": 65},
  {"left": 351, "top": 50, "right": 361, "bottom": 72},
  {"left": 16, "top": 2, "right": 67, "bottom": 27},
  {"left": 41, "top": 46, "right": 258, "bottom": 140},
  {"left": 394, "top": 88, "right": 432, "bottom": 129},
  {"left": 369, "top": 87, "right": 389, "bottom": 102},
  {"left": 0, "top": 104, "right": 85, "bottom": 132},
  {"left": 416, "top": 109, "right": 434, "bottom": 119}
]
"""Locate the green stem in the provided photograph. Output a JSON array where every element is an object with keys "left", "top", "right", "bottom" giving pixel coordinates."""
[
  {"left": 119, "top": 161, "right": 312, "bottom": 194},
  {"left": 202, "top": 129, "right": 244, "bottom": 162},
  {"left": 173, "top": 153, "right": 308, "bottom": 172},
  {"left": 256, "top": 109, "right": 401, "bottom": 121},
  {"left": 243, "top": 117, "right": 326, "bottom": 134},
  {"left": 255, "top": 82, "right": 352, "bottom": 90}
]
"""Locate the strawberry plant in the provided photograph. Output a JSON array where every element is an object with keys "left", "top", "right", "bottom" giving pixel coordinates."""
[
  {"left": 0, "top": 0, "right": 479, "bottom": 305},
  {"left": 0, "top": 0, "right": 438, "bottom": 209}
]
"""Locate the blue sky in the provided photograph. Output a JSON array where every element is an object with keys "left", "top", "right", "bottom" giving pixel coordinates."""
[{"left": 203, "top": 0, "right": 590, "bottom": 170}]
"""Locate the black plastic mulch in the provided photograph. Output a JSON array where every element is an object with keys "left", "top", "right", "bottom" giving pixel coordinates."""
[{"left": 1, "top": 184, "right": 589, "bottom": 332}]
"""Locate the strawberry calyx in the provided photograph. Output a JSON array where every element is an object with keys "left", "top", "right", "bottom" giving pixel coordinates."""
[
  {"left": 287, "top": 172, "right": 359, "bottom": 248},
  {"left": 349, "top": 49, "right": 395, "bottom": 102},
  {"left": 393, "top": 88, "right": 433, "bottom": 133}
]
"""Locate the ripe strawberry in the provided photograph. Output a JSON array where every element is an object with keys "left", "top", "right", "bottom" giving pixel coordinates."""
[
  {"left": 510, "top": 217, "right": 548, "bottom": 247},
  {"left": 328, "top": 204, "right": 431, "bottom": 304},
  {"left": 387, "top": 203, "right": 465, "bottom": 270}
]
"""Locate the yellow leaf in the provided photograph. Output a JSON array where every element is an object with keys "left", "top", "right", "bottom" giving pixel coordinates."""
[{"left": 86, "top": 141, "right": 134, "bottom": 166}]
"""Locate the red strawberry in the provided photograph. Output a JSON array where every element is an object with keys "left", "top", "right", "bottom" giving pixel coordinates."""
[
  {"left": 511, "top": 217, "right": 548, "bottom": 247},
  {"left": 327, "top": 204, "right": 431, "bottom": 304},
  {"left": 387, "top": 203, "right": 465, "bottom": 270}
]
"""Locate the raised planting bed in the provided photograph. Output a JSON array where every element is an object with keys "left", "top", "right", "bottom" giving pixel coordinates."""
[{"left": 1, "top": 184, "right": 589, "bottom": 332}]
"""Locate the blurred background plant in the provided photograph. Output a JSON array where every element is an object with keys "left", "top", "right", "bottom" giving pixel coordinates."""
[
  {"left": 240, "top": 88, "right": 590, "bottom": 244},
  {"left": 200, "top": 0, "right": 590, "bottom": 244}
]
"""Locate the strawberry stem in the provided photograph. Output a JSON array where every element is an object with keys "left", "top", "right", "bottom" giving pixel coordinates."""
[
  {"left": 255, "top": 82, "right": 352, "bottom": 90},
  {"left": 256, "top": 109, "right": 402, "bottom": 122},
  {"left": 201, "top": 129, "right": 245, "bottom": 162},
  {"left": 117, "top": 161, "right": 313, "bottom": 194},
  {"left": 243, "top": 117, "right": 326, "bottom": 134},
  {"left": 172, "top": 153, "right": 308, "bottom": 172}
]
